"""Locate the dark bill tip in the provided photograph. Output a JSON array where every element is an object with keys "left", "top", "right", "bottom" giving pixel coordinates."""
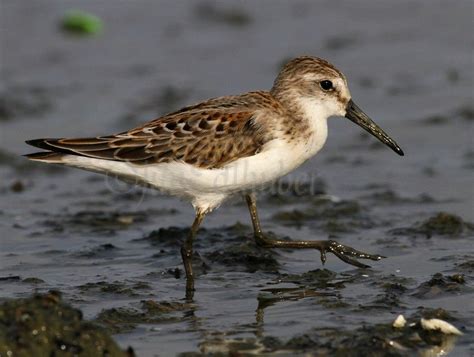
[
  {"left": 394, "top": 146, "right": 404, "bottom": 156},
  {"left": 345, "top": 100, "right": 404, "bottom": 156}
]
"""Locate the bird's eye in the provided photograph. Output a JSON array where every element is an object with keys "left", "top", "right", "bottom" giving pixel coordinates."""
[{"left": 319, "top": 80, "right": 333, "bottom": 91}]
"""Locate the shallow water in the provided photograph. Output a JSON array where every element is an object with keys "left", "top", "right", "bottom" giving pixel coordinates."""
[{"left": 1, "top": 1, "right": 473, "bottom": 356}]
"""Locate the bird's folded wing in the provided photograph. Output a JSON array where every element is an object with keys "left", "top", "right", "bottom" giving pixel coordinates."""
[{"left": 26, "top": 108, "right": 268, "bottom": 169}]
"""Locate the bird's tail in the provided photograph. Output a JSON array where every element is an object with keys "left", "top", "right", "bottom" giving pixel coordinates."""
[
  {"left": 24, "top": 138, "right": 72, "bottom": 163},
  {"left": 23, "top": 151, "right": 66, "bottom": 163}
]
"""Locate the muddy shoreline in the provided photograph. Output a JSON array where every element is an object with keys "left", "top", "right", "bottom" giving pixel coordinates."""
[{"left": 1, "top": 1, "right": 473, "bottom": 356}]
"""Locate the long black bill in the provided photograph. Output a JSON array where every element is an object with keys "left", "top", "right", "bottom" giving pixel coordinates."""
[{"left": 345, "top": 99, "right": 404, "bottom": 156}]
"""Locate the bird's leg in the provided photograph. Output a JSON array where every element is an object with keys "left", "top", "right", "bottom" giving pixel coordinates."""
[
  {"left": 244, "top": 194, "right": 384, "bottom": 268},
  {"left": 181, "top": 209, "right": 206, "bottom": 298}
]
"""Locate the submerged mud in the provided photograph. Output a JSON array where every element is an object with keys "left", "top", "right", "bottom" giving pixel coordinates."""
[{"left": 96, "top": 300, "right": 193, "bottom": 334}]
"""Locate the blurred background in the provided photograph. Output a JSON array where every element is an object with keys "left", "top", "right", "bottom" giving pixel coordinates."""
[{"left": 0, "top": 1, "right": 473, "bottom": 356}]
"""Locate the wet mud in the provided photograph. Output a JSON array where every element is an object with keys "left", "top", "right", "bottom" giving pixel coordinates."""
[
  {"left": 0, "top": 291, "right": 133, "bottom": 356},
  {"left": 1, "top": 1, "right": 473, "bottom": 356}
]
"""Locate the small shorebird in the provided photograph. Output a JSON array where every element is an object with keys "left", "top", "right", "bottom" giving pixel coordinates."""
[{"left": 25, "top": 56, "right": 403, "bottom": 294}]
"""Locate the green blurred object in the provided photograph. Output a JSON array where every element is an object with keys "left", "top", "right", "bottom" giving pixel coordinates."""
[{"left": 61, "top": 10, "right": 103, "bottom": 35}]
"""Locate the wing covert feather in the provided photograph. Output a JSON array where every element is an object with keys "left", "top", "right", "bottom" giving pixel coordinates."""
[{"left": 29, "top": 108, "right": 269, "bottom": 169}]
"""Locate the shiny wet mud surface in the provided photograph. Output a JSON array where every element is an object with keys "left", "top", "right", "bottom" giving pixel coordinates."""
[{"left": 1, "top": 1, "right": 473, "bottom": 356}]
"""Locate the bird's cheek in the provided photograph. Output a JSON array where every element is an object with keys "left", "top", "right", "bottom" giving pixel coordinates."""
[{"left": 330, "top": 101, "right": 346, "bottom": 118}]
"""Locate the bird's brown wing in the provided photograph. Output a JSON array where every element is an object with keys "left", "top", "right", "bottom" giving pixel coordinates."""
[{"left": 26, "top": 106, "right": 269, "bottom": 169}]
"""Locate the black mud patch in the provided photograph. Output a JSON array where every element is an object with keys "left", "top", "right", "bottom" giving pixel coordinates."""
[
  {"left": 412, "top": 273, "right": 471, "bottom": 299},
  {"left": 73, "top": 243, "right": 121, "bottom": 258},
  {"left": 194, "top": 2, "right": 252, "bottom": 27},
  {"left": 272, "top": 198, "right": 375, "bottom": 232},
  {"left": 22, "top": 277, "right": 45, "bottom": 284},
  {"left": 140, "top": 223, "right": 281, "bottom": 273},
  {"left": 325, "top": 35, "right": 358, "bottom": 51},
  {"left": 390, "top": 212, "right": 474, "bottom": 238},
  {"left": 37, "top": 209, "right": 164, "bottom": 236},
  {"left": 463, "top": 150, "right": 474, "bottom": 170},
  {"left": 357, "top": 275, "right": 415, "bottom": 311},
  {"left": 139, "top": 226, "right": 189, "bottom": 248},
  {"left": 361, "top": 189, "right": 436, "bottom": 205},
  {"left": 0, "top": 86, "right": 52, "bottom": 121},
  {"left": 259, "top": 178, "right": 326, "bottom": 205},
  {"left": 120, "top": 86, "right": 191, "bottom": 125},
  {"left": 204, "top": 240, "right": 280, "bottom": 273},
  {"left": 96, "top": 300, "right": 193, "bottom": 333},
  {"left": 456, "top": 258, "right": 474, "bottom": 274},
  {"left": 78, "top": 281, "right": 152, "bottom": 297},
  {"left": 0, "top": 291, "right": 132, "bottom": 356},
  {"left": 277, "top": 268, "right": 339, "bottom": 288},
  {"left": 419, "top": 105, "right": 474, "bottom": 126}
]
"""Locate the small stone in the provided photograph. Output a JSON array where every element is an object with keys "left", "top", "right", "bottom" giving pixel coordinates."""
[
  {"left": 117, "top": 215, "right": 134, "bottom": 225},
  {"left": 448, "top": 274, "right": 465, "bottom": 284},
  {"left": 10, "top": 180, "right": 25, "bottom": 192},
  {"left": 392, "top": 314, "right": 406, "bottom": 328}
]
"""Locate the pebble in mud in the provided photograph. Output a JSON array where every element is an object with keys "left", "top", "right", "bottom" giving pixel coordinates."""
[{"left": 9, "top": 180, "right": 25, "bottom": 193}]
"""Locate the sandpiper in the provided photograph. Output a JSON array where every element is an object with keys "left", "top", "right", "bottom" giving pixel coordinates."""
[{"left": 25, "top": 56, "right": 404, "bottom": 294}]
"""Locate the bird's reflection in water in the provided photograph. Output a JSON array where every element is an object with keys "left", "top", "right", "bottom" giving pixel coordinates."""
[
  {"left": 255, "top": 286, "right": 338, "bottom": 338},
  {"left": 179, "top": 283, "right": 462, "bottom": 355}
]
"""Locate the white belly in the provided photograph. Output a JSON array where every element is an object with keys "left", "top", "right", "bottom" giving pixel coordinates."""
[{"left": 59, "top": 128, "right": 328, "bottom": 212}]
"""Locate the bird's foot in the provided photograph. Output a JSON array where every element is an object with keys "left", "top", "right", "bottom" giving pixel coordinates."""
[{"left": 318, "top": 240, "right": 385, "bottom": 268}]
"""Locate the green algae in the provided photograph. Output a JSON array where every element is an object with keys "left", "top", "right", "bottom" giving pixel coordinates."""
[{"left": 61, "top": 10, "right": 103, "bottom": 36}]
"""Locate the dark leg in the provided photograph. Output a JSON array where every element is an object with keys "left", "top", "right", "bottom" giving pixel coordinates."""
[
  {"left": 245, "top": 194, "right": 384, "bottom": 268},
  {"left": 181, "top": 209, "right": 206, "bottom": 298}
]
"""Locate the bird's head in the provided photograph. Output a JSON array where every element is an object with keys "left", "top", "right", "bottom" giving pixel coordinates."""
[{"left": 271, "top": 56, "right": 404, "bottom": 156}]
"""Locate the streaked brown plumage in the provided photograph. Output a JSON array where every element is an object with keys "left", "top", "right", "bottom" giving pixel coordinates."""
[{"left": 27, "top": 91, "right": 287, "bottom": 169}]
